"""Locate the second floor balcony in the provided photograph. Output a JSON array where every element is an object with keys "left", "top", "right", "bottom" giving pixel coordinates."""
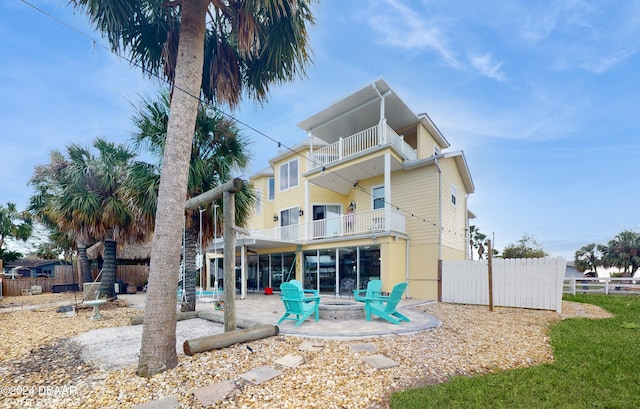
[
  {"left": 246, "top": 208, "right": 406, "bottom": 244},
  {"left": 306, "top": 122, "right": 417, "bottom": 172}
]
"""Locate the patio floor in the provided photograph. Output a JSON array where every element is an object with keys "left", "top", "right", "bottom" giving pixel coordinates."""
[{"left": 120, "top": 292, "right": 441, "bottom": 339}]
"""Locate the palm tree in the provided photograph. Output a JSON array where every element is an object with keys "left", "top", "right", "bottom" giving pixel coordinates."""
[
  {"left": 29, "top": 139, "right": 136, "bottom": 295},
  {"left": 129, "top": 90, "right": 255, "bottom": 311},
  {"left": 0, "top": 202, "right": 33, "bottom": 252},
  {"left": 574, "top": 243, "right": 606, "bottom": 275},
  {"left": 602, "top": 230, "right": 640, "bottom": 277},
  {"left": 70, "top": 0, "right": 315, "bottom": 377}
]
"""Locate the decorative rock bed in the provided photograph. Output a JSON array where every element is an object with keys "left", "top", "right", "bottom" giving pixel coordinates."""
[{"left": 318, "top": 301, "right": 365, "bottom": 320}]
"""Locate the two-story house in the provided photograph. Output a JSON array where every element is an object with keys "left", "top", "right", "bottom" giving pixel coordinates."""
[{"left": 206, "top": 78, "right": 475, "bottom": 301}]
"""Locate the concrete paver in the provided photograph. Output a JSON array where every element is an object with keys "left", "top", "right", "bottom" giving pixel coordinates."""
[{"left": 239, "top": 366, "right": 283, "bottom": 385}]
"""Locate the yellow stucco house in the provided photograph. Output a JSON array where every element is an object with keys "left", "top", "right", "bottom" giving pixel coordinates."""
[{"left": 206, "top": 78, "right": 475, "bottom": 301}]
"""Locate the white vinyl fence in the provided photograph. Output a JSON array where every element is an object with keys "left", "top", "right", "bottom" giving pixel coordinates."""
[{"left": 442, "top": 257, "right": 566, "bottom": 313}]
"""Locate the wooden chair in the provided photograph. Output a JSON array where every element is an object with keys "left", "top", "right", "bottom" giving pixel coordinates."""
[
  {"left": 353, "top": 279, "right": 382, "bottom": 302},
  {"left": 364, "top": 282, "right": 410, "bottom": 325},
  {"left": 277, "top": 282, "right": 320, "bottom": 327},
  {"left": 285, "top": 279, "right": 318, "bottom": 301}
]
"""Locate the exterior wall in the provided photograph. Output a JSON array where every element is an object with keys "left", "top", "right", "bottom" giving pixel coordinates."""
[
  {"left": 380, "top": 237, "right": 407, "bottom": 293},
  {"left": 439, "top": 157, "right": 468, "bottom": 257},
  {"left": 248, "top": 175, "right": 274, "bottom": 231},
  {"left": 407, "top": 242, "right": 439, "bottom": 300},
  {"left": 355, "top": 175, "right": 384, "bottom": 212},
  {"left": 416, "top": 123, "right": 442, "bottom": 159}
]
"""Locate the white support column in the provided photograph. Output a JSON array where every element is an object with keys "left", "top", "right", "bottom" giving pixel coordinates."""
[
  {"left": 240, "top": 245, "right": 246, "bottom": 299},
  {"left": 384, "top": 153, "right": 391, "bottom": 231}
]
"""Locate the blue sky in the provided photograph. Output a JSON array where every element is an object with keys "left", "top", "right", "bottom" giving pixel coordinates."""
[{"left": 2, "top": 0, "right": 640, "bottom": 259}]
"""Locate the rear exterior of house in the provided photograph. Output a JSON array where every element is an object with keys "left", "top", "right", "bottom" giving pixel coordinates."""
[{"left": 206, "top": 78, "right": 475, "bottom": 300}]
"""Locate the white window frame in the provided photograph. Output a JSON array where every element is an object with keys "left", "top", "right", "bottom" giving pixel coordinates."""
[
  {"left": 255, "top": 189, "right": 262, "bottom": 214},
  {"left": 451, "top": 184, "right": 457, "bottom": 206},
  {"left": 268, "top": 177, "right": 275, "bottom": 200},
  {"left": 279, "top": 159, "right": 299, "bottom": 191},
  {"left": 372, "top": 184, "right": 385, "bottom": 209}
]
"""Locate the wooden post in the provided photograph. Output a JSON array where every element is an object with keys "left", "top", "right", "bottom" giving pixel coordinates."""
[
  {"left": 183, "top": 325, "right": 279, "bottom": 356},
  {"left": 487, "top": 239, "right": 494, "bottom": 312},
  {"left": 223, "top": 190, "right": 236, "bottom": 332}
]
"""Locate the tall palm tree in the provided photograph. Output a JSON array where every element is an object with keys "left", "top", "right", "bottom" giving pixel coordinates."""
[
  {"left": 70, "top": 0, "right": 315, "bottom": 377},
  {"left": 29, "top": 139, "right": 136, "bottom": 295},
  {"left": 129, "top": 90, "right": 255, "bottom": 312}
]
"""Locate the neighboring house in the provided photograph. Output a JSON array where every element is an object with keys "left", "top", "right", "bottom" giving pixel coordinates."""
[
  {"left": 3, "top": 259, "right": 68, "bottom": 278},
  {"left": 206, "top": 78, "right": 475, "bottom": 300}
]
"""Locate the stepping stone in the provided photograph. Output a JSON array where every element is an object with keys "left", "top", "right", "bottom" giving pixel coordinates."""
[
  {"left": 275, "top": 354, "right": 305, "bottom": 368},
  {"left": 299, "top": 341, "right": 325, "bottom": 351},
  {"left": 132, "top": 396, "right": 179, "bottom": 409},
  {"left": 361, "top": 354, "right": 400, "bottom": 369},
  {"left": 192, "top": 380, "right": 237, "bottom": 406},
  {"left": 239, "top": 366, "right": 282, "bottom": 385},
  {"left": 350, "top": 343, "right": 377, "bottom": 353}
]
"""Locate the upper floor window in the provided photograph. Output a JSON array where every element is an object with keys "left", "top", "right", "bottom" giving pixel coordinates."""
[
  {"left": 279, "top": 159, "right": 299, "bottom": 191},
  {"left": 373, "top": 185, "right": 385, "bottom": 209},
  {"left": 451, "top": 184, "right": 457, "bottom": 206},
  {"left": 255, "top": 189, "right": 262, "bottom": 213},
  {"left": 268, "top": 177, "right": 275, "bottom": 200}
]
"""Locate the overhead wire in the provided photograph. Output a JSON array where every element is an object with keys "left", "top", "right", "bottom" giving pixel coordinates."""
[{"left": 21, "top": 0, "right": 469, "bottom": 239}]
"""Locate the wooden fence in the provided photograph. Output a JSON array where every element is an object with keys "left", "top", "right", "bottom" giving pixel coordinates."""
[
  {"left": 1, "top": 265, "right": 149, "bottom": 297},
  {"left": 441, "top": 257, "right": 566, "bottom": 312},
  {"left": 563, "top": 276, "right": 640, "bottom": 295}
]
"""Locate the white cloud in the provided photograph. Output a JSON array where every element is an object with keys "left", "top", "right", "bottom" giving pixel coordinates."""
[{"left": 468, "top": 54, "right": 506, "bottom": 82}]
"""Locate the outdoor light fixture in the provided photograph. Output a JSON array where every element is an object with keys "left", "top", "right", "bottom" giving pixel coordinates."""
[
  {"left": 273, "top": 214, "right": 279, "bottom": 222},
  {"left": 348, "top": 201, "right": 356, "bottom": 211},
  {"left": 298, "top": 209, "right": 304, "bottom": 217}
]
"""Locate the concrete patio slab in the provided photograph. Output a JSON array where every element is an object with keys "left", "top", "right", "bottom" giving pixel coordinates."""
[
  {"left": 361, "top": 354, "right": 400, "bottom": 369},
  {"left": 191, "top": 380, "right": 238, "bottom": 406},
  {"left": 239, "top": 366, "right": 282, "bottom": 385}
]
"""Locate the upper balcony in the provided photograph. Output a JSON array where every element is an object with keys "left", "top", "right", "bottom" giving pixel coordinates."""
[
  {"left": 306, "top": 122, "right": 417, "bottom": 172},
  {"left": 245, "top": 208, "right": 406, "bottom": 244}
]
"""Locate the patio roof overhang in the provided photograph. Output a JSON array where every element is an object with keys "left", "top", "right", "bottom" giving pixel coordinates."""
[{"left": 297, "top": 78, "right": 450, "bottom": 149}]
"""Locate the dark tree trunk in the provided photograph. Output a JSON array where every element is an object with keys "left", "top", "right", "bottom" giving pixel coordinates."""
[
  {"left": 183, "top": 213, "right": 199, "bottom": 312},
  {"left": 78, "top": 243, "right": 92, "bottom": 283},
  {"left": 100, "top": 238, "right": 117, "bottom": 298}
]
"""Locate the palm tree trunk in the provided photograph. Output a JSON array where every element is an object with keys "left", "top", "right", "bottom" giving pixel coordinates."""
[
  {"left": 100, "top": 237, "right": 117, "bottom": 298},
  {"left": 183, "top": 213, "right": 199, "bottom": 312},
  {"left": 77, "top": 241, "right": 92, "bottom": 284},
  {"left": 137, "top": 0, "right": 208, "bottom": 378}
]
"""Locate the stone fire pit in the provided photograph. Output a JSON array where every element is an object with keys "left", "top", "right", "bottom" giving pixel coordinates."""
[{"left": 318, "top": 301, "right": 364, "bottom": 320}]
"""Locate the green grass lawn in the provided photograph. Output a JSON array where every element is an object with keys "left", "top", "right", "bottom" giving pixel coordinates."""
[{"left": 391, "top": 295, "right": 640, "bottom": 408}]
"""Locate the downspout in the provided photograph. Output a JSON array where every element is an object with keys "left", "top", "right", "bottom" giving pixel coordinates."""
[
  {"left": 405, "top": 238, "right": 411, "bottom": 299},
  {"left": 435, "top": 158, "right": 443, "bottom": 301}
]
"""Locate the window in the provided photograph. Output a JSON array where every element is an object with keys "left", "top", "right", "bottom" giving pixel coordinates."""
[
  {"left": 372, "top": 185, "right": 385, "bottom": 209},
  {"left": 280, "top": 207, "right": 301, "bottom": 240},
  {"left": 255, "top": 189, "right": 262, "bottom": 213},
  {"left": 451, "top": 184, "right": 457, "bottom": 205},
  {"left": 279, "top": 159, "right": 299, "bottom": 190},
  {"left": 268, "top": 177, "right": 275, "bottom": 200}
]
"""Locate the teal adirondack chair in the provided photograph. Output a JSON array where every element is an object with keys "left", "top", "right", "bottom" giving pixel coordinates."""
[
  {"left": 364, "top": 282, "right": 410, "bottom": 325},
  {"left": 287, "top": 279, "right": 319, "bottom": 300},
  {"left": 353, "top": 279, "right": 382, "bottom": 303},
  {"left": 277, "top": 282, "right": 320, "bottom": 327}
]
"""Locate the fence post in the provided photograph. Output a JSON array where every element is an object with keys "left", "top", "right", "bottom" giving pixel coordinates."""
[{"left": 487, "top": 240, "right": 494, "bottom": 312}]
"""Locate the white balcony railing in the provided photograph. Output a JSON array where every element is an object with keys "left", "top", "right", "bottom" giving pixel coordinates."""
[
  {"left": 245, "top": 209, "right": 406, "bottom": 243},
  {"left": 307, "top": 123, "right": 417, "bottom": 170}
]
